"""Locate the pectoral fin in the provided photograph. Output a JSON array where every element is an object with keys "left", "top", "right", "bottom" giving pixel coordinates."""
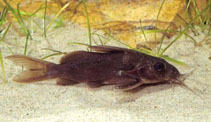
[
  {"left": 56, "top": 78, "right": 79, "bottom": 86},
  {"left": 119, "top": 81, "right": 144, "bottom": 91},
  {"left": 87, "top": 80, "right": 105, "bottom": 88}
]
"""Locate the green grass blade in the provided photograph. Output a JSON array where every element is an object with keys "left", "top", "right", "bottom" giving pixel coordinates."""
[
  {"left": 185, "top": 0, "right": 192, "bottom": 12},
  {"left": 185, "top": 0, "right": 194, "bottom": 28},
  {"left": 160, "top": 55, "right": 187, "bottom": 66},
  {"left": 136, "top": 28, "right": 197, "bottom": 46},
  {"left": 3, "top": 3, "right": 44, "bottom": 18},
  {"left": 68, "top": 41, "right": 90, "bottom": 47},
  {"left": 155, "top": 0, "right": 166, "bottom": 41},
  {"left": 156, "top": 0, "right": 166, "bottom": 26},
  {"left": 176, "top": 14, "right": 196, "bottom": 35},
  {"left": 160, "top": 26, "right": 188, "bottom": 55},
  {"left": 82, "top": 0, "right": 92, "bottom": 47},
  {"left": 3, "top": 0, "right": 31, "bottom": 37},
  {"left": 92, "top": 32, "right": 111, "bottom": 45},
  {"left": 46, "top": 1, "right": 70, "bottom": 31},
  {"left": 157, "top": 26, "right": 168, "bottom": 53},
  {"left": 0, "top": 7, "right": 8, "bottom": 27},
  {"left": 29, "top": 4, "right": 45, "bottom": 17},
  {"left": 192, "top": 0, "right": 203, "bottom": 25},
  {"left": 41, "top": 52, "right": 63, "bottom": 60},
  {"left": 53, "top": 17, "right": 65, "bottom": 29},
  {"left": 24, "top": 32, "right": 30, "bottom": 55},
  {"left": 7, "top": 46, "right": 14, "bottom": 55},
  {"left": 43, "top": 0, "right": 47, "bottom": 37},
  {"left": 96, "top": 34, "right": 104, "bottom": 45},
  {"left": 0, "top": 23, "right": 11, "bottom": 42},
  {"left": 16, "top": 3, "right": 31, "bottom": 38},
  {"left": 139, "top": 20, "right": 148, "bottom": 43},
  {"left": 0, "top": 49, "right": 6, "bottom": 83}
]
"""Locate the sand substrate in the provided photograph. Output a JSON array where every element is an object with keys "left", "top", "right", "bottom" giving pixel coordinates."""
[{"left": 0, "top": 22, "right": 211, "bottom": 122}]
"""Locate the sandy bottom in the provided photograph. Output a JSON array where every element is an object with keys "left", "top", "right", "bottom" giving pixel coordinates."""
[{"left": 0, "top": 22, "right": 211, "bottom": 122}]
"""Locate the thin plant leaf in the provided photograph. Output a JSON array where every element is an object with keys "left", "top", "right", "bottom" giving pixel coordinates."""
[
  {"left": 192, "top": 0, "right": 203, "bottom": 25},
  {"left": 41, "top": 52, "right": 64, "bottom": 60},
  {"left": 92, "top": 32, "right": 111, "bottom": 45},
  {"left": 29, "top": 3, "right": 45, "bottom": 17},
  {"left": 7, "top": 46, "right": 14, "bottom": 55},
  {"left": 185, "top": 0, "right": 194, "bottom": 28},
  {"left": 0, "top": 23, "right": 11, "bottom": 42},
  {"left": 136, "top": 28, "right": 197, "bottom": 45},
  {"left": 97, "top": 34, "right": 104, "bottom": 45},
  {"left": 3, "top": 0, "right": 31, "bottom": 38},
  {"left": 82, "top": 0, "right": 92, "bottom": 47},
  {"left": 14, "top": 4, "right": 45, "bottom": 18},
  {"left": 139, "top": 20, "right": 148, "bottom": 43},
  {"left": 0, "top": 49, "right": 6, "bottom": 83},
  {"left": 41, "top": 48, "right": 65, "bottom": 54},
  {"left": 176, "top": 14, "right": 196, "bottom": 35},
  {"left": 161, "top": 27, "right": 188, "bottom": 55},
  {"left": 68, "top": 41, "right": 90, "bottom": 47},
  {"left": 0, "top": 7, "right": 8, "bottom": 27},
  {"left": 46, "top": 1, "right": 70, "bottom": 31},
  {"left": 43, "top": 0, "right": 47, "bottom": 37},
  {"left": 155, "top": 0, "right": 166, "bottom": 41},
  {"left": 16, "top": 3, "right": 31, "bottom": 38},
  {"left": 53, "top": 17, "right": 65, "bottom": 29},
  {"left": 24, "top": 32, "right": 30, "bottom": 55},
  {"left": 160, "top": 55, "right": 187, "bottom": 66},
  {"left": 157, "top": 26, "right": 168, "bottom": 53}
]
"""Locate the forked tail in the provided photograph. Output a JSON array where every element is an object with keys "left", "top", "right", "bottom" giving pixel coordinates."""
[{"left": 6, "top": 55, "right": 57, "bottom": 83}]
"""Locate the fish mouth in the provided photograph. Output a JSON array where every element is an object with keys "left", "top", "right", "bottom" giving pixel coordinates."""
[
  {"left": 165, "top": 73, "right": 189, "bottom": 86},
  {"left": 166, "top": 68, "right": 195, "bottom": 85},
  {"left": 171, "top": 69, "right": 195, "bottom": 84}
]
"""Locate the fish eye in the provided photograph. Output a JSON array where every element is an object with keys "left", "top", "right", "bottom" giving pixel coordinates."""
[{"left": 154, "top": 62, "right": 165, "bottom": 72}]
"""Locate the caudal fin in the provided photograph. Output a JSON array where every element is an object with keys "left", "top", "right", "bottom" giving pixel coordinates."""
[{"left": 6, "top": 55, "right": 55, "bottom": 83}]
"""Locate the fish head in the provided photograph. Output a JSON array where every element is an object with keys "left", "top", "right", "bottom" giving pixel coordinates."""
[{"left": 136, "top": 57, "right": 180, "bottom": 84}]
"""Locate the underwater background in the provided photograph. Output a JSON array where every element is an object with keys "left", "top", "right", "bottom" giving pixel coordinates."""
[{"left": 0, "top": 0, "right": 210, "bottom": 122}]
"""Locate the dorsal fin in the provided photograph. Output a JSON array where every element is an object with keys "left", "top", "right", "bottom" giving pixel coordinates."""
[{"left": 89, "top": 46, "right": 132, "bottom": 53}]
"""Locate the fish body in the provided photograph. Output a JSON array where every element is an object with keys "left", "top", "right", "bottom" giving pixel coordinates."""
[{"left": 7, "top": 46, "right": 180, "bottom": 91}]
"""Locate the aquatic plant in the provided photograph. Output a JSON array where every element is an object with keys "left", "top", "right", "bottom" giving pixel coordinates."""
[
  {"left": 82, "top": 0, "right": 92, "bottom": 48},
  {"left": 0, "top": 49, "right": 6, "bottom": 83},
  {"left": 0, "top": 7, "right": 8, "bottom": 83}
]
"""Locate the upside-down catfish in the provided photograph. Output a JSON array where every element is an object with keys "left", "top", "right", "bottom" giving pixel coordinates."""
[{"left": 7, "top": 46, "right": 181, "bottom": 91}]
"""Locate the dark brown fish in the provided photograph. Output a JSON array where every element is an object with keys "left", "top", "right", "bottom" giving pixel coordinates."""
[{"left": 6, "top": 46, "right": 181, "bottom": 91}]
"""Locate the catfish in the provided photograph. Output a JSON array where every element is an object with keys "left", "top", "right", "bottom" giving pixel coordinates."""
[{"left": 7, "top": 46, "right": 183, "bottom": 92}]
